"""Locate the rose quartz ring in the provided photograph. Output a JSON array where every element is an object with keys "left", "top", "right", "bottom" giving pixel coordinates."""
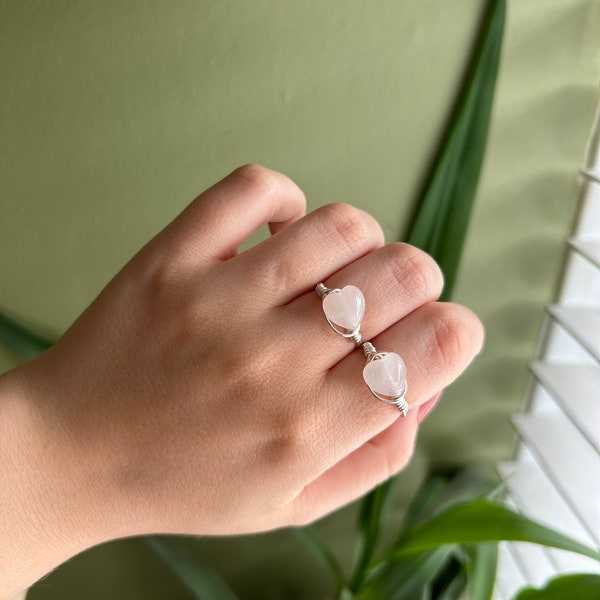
[
  {"left": 316, "top": 283, "right": 408, "bottom": 415},
  {"left": 316, "top": 283, "right": 365, "bottom": 345},
  {"left": 362, "top": 342, "right": 408, "bottom": 416}
]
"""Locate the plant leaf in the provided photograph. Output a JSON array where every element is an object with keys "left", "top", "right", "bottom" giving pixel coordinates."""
[
  {"left": 429, "top": 550, "right": 466, "bottom": 599},
  {"left": 420, "top": 584, "right": 432, "bottom": 600},
  {"left": 294, "top": 526, "right": 348, "bottom": 592},
  {"left": 437, "top": 569, "right": 468, "bottom": 600},
  {"left": 466, "top": 542, "right": 498, "bottom": 600},
  {"left": 402, "top": 470, "right": 497, "bottom": 532},
  {"left": 350, "top": 478, "right": 395, "bottom": 591},
  {"left": 357, "top": 547, "right": 455, "bottom": 600},
  {"left": 406, "top": 0, "right": 506, "bottom": 301},
  {"left": 356, "top": 0, "right": 507, "bottom": 560},
  {"left": 0, "top": 312, "right": 54, "bottom": 359},
  {"left": 402, "top": 476, "right": 450, "bottom": 528},
  {"left": 338, "top": 588, "right": 356, "bottom": 600},
  {"left": 513, "top": 574, "right": 600, "bottom": 600},
  {"left": 146, "top": 536, "right": 240, "bottom": 600},
  {"left": 388, "top": 499, "right": 600, "bottom": 563}
]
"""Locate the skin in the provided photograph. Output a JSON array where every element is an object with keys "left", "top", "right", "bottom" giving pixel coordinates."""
[{"left": 0, "top": 164, "right": 484, "bottom": 599}]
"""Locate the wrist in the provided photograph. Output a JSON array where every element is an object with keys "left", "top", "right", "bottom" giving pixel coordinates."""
[{"left": 0, "top": 361, "right": 119, "bottom": 598}]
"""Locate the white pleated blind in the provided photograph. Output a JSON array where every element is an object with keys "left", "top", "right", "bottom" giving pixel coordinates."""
[{"left": 494, "top": 100, "right": 600, "bottom": 599}]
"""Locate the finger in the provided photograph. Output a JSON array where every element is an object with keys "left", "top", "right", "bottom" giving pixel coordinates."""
[
  {"left": 305, "top": 302, "right": 483, "bottom": 475},
  {"left": 330, "top": 302, "right": 483, "bottom": 417},
  {"left": 153, "top": 164, "right": 306, "bottom": 264},
  {"left": 283, "top": 243, "right": 444, "bottom": 364},
  {"left": 229, "top": 203, "right": 385, "bottom": 305},
  {"left": 268, "top": 213, "right": 302, "bottom": 236},
  {"left": 290, "top": 411, "right": 419, "bottom": 525}
]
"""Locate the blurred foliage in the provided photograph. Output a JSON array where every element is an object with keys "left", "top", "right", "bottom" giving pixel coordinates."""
[{"left": 305, "top": 469, "right": 600, "bottom": 599}]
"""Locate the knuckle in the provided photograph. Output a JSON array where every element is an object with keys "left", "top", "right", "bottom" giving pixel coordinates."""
[
  {"left": 385, "top": 243, "right": 444, "bottom": 300},
  {"left": 231, "top": 164, "right": 304, "bottom": 204},
  {"left": 231, "top": 163, "right": 278, "bottom": 193},
  {"left": 430, "top": 303, "right": 483, "bottom": 370},
  {"left": 318, "top": 203, "right": 379, "bottom": 255}
]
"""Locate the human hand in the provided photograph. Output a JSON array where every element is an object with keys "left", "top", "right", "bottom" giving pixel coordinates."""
[{"left": 0, "top": 164, "right": 483, "bottom": 596}]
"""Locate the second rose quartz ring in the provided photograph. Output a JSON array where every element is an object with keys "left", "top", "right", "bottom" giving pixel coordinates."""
[{"left": 316, "top": 283, "right": 409, "bottom": 416}]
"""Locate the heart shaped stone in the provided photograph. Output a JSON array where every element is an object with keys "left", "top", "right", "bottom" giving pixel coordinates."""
[
  {"left": 322, "top": 285, "right": 365, "bottom": 334},
  {"left": 363, "top": 352, "right": 407, "bottom": 399}
]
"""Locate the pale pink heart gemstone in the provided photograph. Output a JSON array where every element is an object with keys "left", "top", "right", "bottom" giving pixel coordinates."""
[
  {"left": 363, "top": 352, "right": 407, "bottom": 398},
  {"left": 322, "top": 285, "right": 365, "bottom": 333}
]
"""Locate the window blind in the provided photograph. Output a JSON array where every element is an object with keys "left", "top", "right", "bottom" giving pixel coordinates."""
[{"left": 494, "top": 100, "right": 600, "bottom": 599}]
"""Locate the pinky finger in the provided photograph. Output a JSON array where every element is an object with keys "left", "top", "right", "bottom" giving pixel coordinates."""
[{"left": 290, "top": 411, "right": 419, "bottom": 526}]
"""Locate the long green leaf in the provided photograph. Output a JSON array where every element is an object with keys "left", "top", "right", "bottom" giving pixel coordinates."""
[
  {"left": 146, "top": 536, "right": 240, "bottom": 600},
  {"left": 350, "top": 479, "right": 395, "bottom": 591},
  {"left": 466, "top": 542, "right": 498, "bottom": 600},
  {"left": 338, "top": 589, "right": 355, "bottom": 600},
  {"left": 294, "top": 527, "right": 348, "bottom": 592},
  {"left": 388, "top": 499, "right": 600, "bottom": 562},
  {"left": 513, "top": 574, "right": 600, "bottom": 600},
  {"left": 429, "top": 550, "right": 466, "bottom": 599},
  {"left": 0, "top": 312, "right": 54, "bottom": 359},
  {"left": 407, "top": 0, "right": 505, "bottom": 301},
  {"left": 402, "top": 476, "right": 450, "bottom": 528},
  {"left": 403, "top": 470, "right": 497, "bottom": 532},
  {"left": 420, "top": 584, "right": 433, "bottom": 600},
  {"left": 385, "top": 469, "right": 499, "bottom": 565},
  {"left": 357, "top": 546, "right": 455, "bottom": 600},
  {"left": 437, "top": 570, "right": 468, "bottom": 600},
  {"left": 357, "top": 0, "right": 506, "bottom": 556}
]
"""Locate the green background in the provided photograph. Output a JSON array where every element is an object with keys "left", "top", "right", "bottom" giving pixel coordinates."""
[{"left": 1, "top": 1, "right": 598, "bottom": 598}]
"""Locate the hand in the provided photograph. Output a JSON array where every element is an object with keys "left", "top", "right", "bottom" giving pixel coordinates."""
[{"left": 0, "top": 164, "right": 483, "bottom": 596}]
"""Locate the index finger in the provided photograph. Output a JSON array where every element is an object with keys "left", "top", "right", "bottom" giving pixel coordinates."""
[{"left": 150, "top": 164, "right": 307, "bottom": 265}]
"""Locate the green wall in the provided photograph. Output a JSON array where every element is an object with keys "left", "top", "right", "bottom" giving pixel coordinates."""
[{"left": 1, "top": 1, "right": 598, "bottom": 598}]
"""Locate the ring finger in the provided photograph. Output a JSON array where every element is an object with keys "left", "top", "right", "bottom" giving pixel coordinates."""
[
  {"left": 304, "top": 301, "right": 484, "bottom": 476},
  {"left": 283, "top": 242, "right": 444, "bottom": 368}
]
